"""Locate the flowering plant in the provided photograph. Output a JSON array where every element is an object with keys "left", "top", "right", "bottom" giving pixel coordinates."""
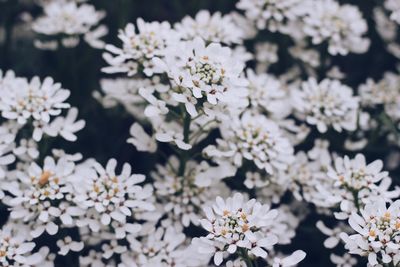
[{"left": 0, "top": 0, "right": 400, "bottom": 266}]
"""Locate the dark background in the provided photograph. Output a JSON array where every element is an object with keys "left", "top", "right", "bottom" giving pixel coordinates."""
[{"left": 0, "top": 0, "right": 399, "bottom": 266}]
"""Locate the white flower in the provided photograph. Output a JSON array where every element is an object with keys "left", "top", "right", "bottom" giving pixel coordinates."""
[
  {"left": 246, "top": 70, "right": 291, "bottom": 119},
  {"left": 341, "top": 199, "right": 400, "bottom": 267},
  {"left": 153, "top": 121, "right": 192, "bottom": 150},
  {"left": 330, "top": 253, "right": 358, "bottom": 267},
  {"left": 302, "top": 0, "right": 369, "bottom": 55},
  {"left": 13, "top": 138, "right": 39, "bottom": 161},
  {"left": 153, "top": 156, "right": 232, "bottom": 229},
  {"left": 195, "top": 193, "right": 279, "bottom": 265},
  {"left": 204, "top": 111, "right": 294, "bottom": 175},
  {"left": 8, "top": 156, "right": 80, "bottom": 238},
  {"left": 152, "top": 37, "right": 248, "bottom": 115},
  {"left": 32, "top": 1, "right": 106, "bottom": 49},
  {"left": 385, "top": 0, "right": 400, "bottom": 24},
  {"left": 359, "top": 73, "right": 400, "bottom": 123},
  {"left": 73, "top": 159, "right": 155, "bottom": 232},
  {"left": 244, "top": 172, "right": 269, "bottom": 189},
  {"left": 316, "top": 221, "right": 351, "bottom": 249},
  {"left": 312, "top": 153, "right": 399, "bottom": 219},
  {"left": 0, "top": 123, "right": 16, "bottom": 179},
  {"left": 0, "top": 224, "right": 39, "bottom": 266},
  {"left": 127, "top": 123, "right": 157, "bottom": 153},
  {"left": 254, "top": 42, "right": 278, "bottom": 73},
  {"left": 174, "top": 10, "right": 246, "bottom": 44},
  {"left": 80, "top": 250, "right": 106, "bottom": 267},
  {"left": 0, "top": 71, "right": 71, "bottom": 125},
  {"left": 292, "top": 78, "right": 359, "bottom": 133},
  {"left": 56, "top": 236, "right": 84, "bottom": 256},
  {"left": 285, "top": 150, "right": 330, "bottom": 202},
  {"left": 44, "top": 107, "right": 85, "bottom": 141},
  {"left": 328, "top": 154, "right": 388, "bottom": 193},
  {"left": 374, "top": 8, "right": 400, "bottom": 59},
  {"left": 269, "top": 205, "right": 302, "bottom": 245},
  {"left": 101, "top": 240, "right": 127, "bottom": 259},
  {"left": 272, "top": 250, "right": 306, "bottom": 267},
  {"left": 289, "top": 43, "right": 320, "bottom": 68},
  {"left": 102, "top": 19, "right": 177, "bottom": 76},
  {"left": 139, "top": 87, "right": 169, "bottom": 118},
  {"left": 359, "top": 73, "right": 400, "bottom": 107},
  {"left": 236, "top": 0, "right": 305, "bottom": 32},
  {"left": 96, "top": 78, "right": 151, "bottom": 117},
  {"left": 124, "top": 226, "right": 194, "bottom": 267}
]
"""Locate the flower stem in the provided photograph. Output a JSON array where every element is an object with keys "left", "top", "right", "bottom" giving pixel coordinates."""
[
  {"left": 238, "top": 248, "right": 254, "bottom": 267},
  {"left": 178, "top": 107, "right": 191, "bottom": 176},
  {"left": 352, "top": 190, "right": 361, "bottom": 213}
]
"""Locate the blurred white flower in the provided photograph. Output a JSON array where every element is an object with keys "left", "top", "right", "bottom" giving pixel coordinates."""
[
  {"left": 102, "top": 18, "right": 177, "bottom": 76},
  {"left": 204, "top": 111, "right": 294, "bottom": 175},
  {"left": 56, "top": 236, "right": 84, "bottom": 256},
  {"left": 303, "top": 0, "right": 370, "bottom": 55},
  {"left": 44, "top": 107, "right": 85, "bottom": 142},
  {"left": 127, "top": 123, "right": 157, "bottom": 153},
  {"left": 153, "top": 156, "right": 232, "bottom": 229},
  {"left": 385, "top": 0, "right": 400, "bottom": 24},
  {"left": 271, "top": 250, "right": 306, "bottom": 267},
  {"left": 236, "top": 0, "right": 305, "bottom": 32},
  {"left": 292, "top": 78, "right": 359, "bottom": 133},
  {"left": 174, "top": 10, "right": 246, "bottom": 45},
  {"left": 33, "top": 1, "right": 106, "bottom": 49},
  {"left": 0, "top": 224, "right": 40, "bottom": 266}
]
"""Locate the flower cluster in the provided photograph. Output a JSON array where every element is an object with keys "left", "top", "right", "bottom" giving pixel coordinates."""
[
  {"left": 341, "top": 200, "right": 400, "bottom": 266},
  {"left": 32, "top": 0, "right": 107, "bottom": 49},
  {"left": 2, "top": 0, "right": 400, "bottom": 266},
  {"left": 0, "top": 70, "right": 84, "bottom": 142},
  {"left": 204, "top": 111, "right": 294, "bottom": 175},
  {"left": 302, "top": 0, "right": 369, "bottom": 55},
  {"left": 292, "top": 78, "right": 359, "bottom": 133},
  {"left": 194, "top": 193, "right": 304, "bottom": 266}
]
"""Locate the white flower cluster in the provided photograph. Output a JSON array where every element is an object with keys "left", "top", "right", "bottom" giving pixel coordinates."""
[
  {"left": 0, "top": 68, "right": 88, "bottom": 264},
  {"left": 385, "top": 0, "right": 400, "bottom": 24},
  {"left": 302, "top": 0, "right": 369, "bottom": 56},
  {"left": 204, "top": 111, "right": 294, "bottom": 175},
  {"left": 0, "top": 70, "right": 84, "bottom": 142},
  {"left": 236, "top": 0, "right": 304, "bottom": 32},
  {"left": 342, "top": 200, "right": 400, "bottom": 266},
  {"left": 237, "top": 0, "right": 370, "bottom": 55},
  {"left": 374, "top": 7, "right": 400, "bottom": 59},
  {"left": 32, "top": 0, "right": 107, "bottom": 49},
  {"left": 292, "top": 78, "right": 359, "bottom": 133},
  {"left": 360, "top": 73, "right": 400, "bottom": 123},
  {"left": 2, "top": 0, "right": 400, "bottom": 266},
  {"left": 194, "top": 193, "right": 305, "bottom": 266}
]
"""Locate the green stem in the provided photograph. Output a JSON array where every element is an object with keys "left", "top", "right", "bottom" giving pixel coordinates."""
[
  {"left": 352, "top": 190, "right": 361, "bottom": 213},
  {"left": 178, "top": 107, "right": 191, "bottom": 176},
  {"left": 380, "top": 112, "right": 400, "bottom": 143},
  {"left": 238, "top": 248, "right": 254, "bottom": 267},
  {"left": 189, "top": 119, "right": 215, "bottom": 142},
  {"left": 1, "top": 0, "right": 17, "bottom": 69}
]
